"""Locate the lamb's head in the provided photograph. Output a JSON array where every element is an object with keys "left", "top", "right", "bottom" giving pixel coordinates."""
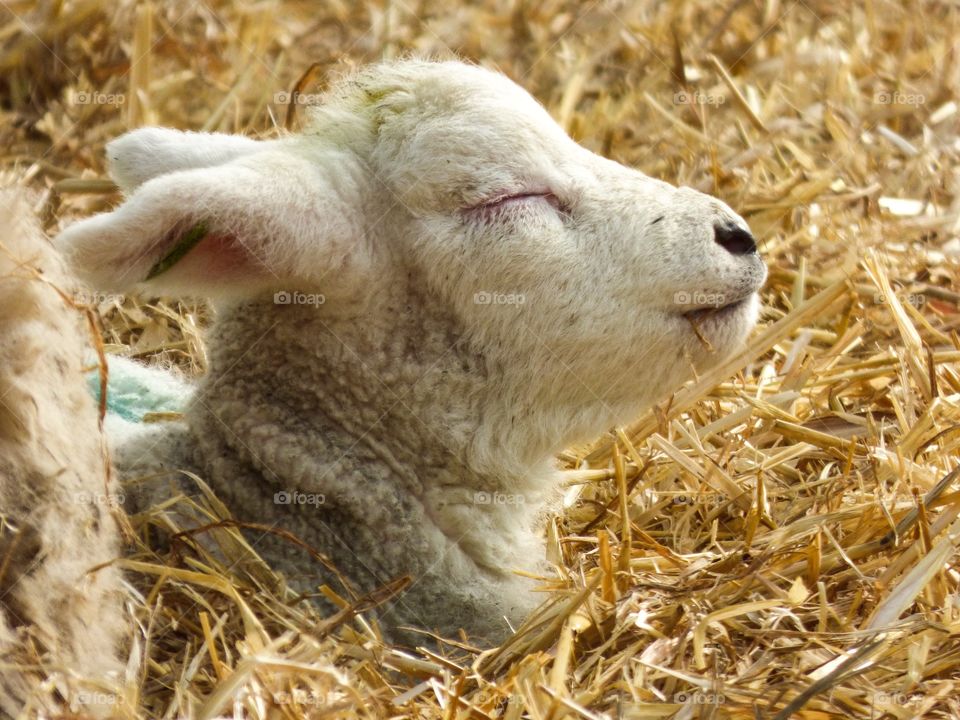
[
  {"left": 350, "top": 62, "right": 766, "bottom": 421},
  {"left": 57, "top": 59, "right": 765, "bottom": 470}
]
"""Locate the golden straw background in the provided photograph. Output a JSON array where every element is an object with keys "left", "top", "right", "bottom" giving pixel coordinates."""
[{"left": 2, "top": 0, "right": 960, "bottom": 717}]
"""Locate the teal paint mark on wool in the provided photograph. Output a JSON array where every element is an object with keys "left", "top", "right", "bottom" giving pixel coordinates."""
[{"left": 86, "top": 356, "right": 190, "bottom": 423}]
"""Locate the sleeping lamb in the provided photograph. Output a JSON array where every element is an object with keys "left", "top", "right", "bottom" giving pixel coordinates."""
[{"left": 55, "top": 59, "right": 766, "bottom": 644}]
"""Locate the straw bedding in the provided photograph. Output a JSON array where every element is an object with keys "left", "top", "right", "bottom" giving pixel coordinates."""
[{"left": 1, "top": 0, "right": 959, "bottom": 717}]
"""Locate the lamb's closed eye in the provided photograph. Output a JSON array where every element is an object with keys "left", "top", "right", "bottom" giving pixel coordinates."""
[{"left": 463, "top": 190, "right": 565, "bottom": 223}]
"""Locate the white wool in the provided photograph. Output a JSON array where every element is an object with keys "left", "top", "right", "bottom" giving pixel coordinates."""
[{"left": 54, "top": 59, "right": 767, "bottom": 644}]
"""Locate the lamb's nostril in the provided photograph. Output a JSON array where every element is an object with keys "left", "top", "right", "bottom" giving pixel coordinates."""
[{"left": 714, "top": 224, "right": 757, "bottom": 256}]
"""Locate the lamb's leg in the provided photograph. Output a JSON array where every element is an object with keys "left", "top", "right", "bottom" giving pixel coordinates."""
[{"left": 0, "top": 190, "right": 126, "bottom": 716}]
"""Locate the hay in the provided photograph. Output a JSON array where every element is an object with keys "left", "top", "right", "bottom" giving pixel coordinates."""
[{"left": 2, "top": 0, "right": 959, "bottom": 717}]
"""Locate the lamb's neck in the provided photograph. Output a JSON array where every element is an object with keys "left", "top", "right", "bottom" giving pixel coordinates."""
[{"left": 190, "top": 296, "right": 566, "bottom": 509}]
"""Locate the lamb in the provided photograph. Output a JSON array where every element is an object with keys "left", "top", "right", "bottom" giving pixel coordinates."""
[
  {"left": 55, "top": 59, "right": 767, "bottom": 644},
  {"left": 0, "top": 189, "right": 125, "bottom": 715}
]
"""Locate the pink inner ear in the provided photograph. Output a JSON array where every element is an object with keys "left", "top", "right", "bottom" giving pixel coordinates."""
[{"left": 175, "top": 233, "right": 258, "bottom": 282}]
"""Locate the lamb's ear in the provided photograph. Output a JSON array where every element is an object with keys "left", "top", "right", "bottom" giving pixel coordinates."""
[
  {"left": 107, "top": 127, "right": 261, "bottom": 194},
  {"left": 55, "top": 151, "right": 367, "bottom": 299}
]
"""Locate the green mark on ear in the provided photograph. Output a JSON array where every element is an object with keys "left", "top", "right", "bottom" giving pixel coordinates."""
[
  {"left": 364, "top": 88, "right": 390, "bottom": 103},
  {"left": 145, "top": 221, "right": 208, "bottom": 280}
]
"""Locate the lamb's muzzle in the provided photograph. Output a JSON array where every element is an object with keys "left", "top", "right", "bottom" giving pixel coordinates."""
[{"left": 54, "top": 59, "right": 767, "bottom": 645}]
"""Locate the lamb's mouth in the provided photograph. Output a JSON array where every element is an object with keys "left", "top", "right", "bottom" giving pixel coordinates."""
[
  {"left": 681, "top": 296, "right": 753, "bottom": 350},
  {"left": 682, "top": 296, "right": 750, "bottom": 323}
]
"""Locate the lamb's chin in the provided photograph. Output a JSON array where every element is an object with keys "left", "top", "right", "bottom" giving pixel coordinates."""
[{"left": 679, "top": 293, "right": 760, "bottom": 365}]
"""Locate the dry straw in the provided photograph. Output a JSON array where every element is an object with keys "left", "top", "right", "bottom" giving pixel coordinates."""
[{"left": 2, "top": 0, "right": 959, "bottom": 717}]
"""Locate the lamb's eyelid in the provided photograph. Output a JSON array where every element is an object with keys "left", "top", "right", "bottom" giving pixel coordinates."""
[{"left": 463, "top": 190, "right": 561, "bottom": 214}]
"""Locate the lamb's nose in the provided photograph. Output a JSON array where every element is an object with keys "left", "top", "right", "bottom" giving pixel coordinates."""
[{"left": 714, "top": 223, "right": 757, "bottom": 256}]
